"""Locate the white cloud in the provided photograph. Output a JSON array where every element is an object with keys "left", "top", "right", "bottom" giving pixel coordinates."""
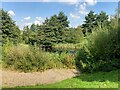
[
  {"left": 40, "top": 0, "right": 97, "bottom": 5},
  {"left": 25, "top": 23, "right": 32, "bottom": 27},
  {"left": 79, "top": 3, "right": 86, "bottom": 10},
  {"left": 69, "top": 0, "right": 97, "bottom": 21},
  {"left": 35, "top": 16, "right": 44, "bottom": 25},
  {"left": 23, "top": 16, "right": 43, "bottom": 28},
  {"left": 36, "top": 17, "right": 43, "bottom": 21},
  {"left": 79, "top": 3, "right": 88, "bottom": 15},
  {"left": 41, "top": 0, "right": 79, "bottom": 4},
  {"left": 2, "top": 0, "right": 118, "bottom": 2},
  {"left": 41, "top": 0, "right": 97, "bottom": 5},
  {"left": 79, "top": 10, "right": 88, "bottom": 15},
  {"left": 8, "top": 10, "right": 15, "bottom": 16},
  {"left": 84, "top": 0, "right": 97, "bottom": 5},
  {"left": 34, "top": 20, "right": 42, "bottom": 25},
  {"left": 24, "top": 16, "right": 31, "bottom": 20},
  {"left": 70, "top": 13, "right": 80, "bottom": 19},
  {"left": 63, "top": 0, "right": 79, "bottom": 5}
]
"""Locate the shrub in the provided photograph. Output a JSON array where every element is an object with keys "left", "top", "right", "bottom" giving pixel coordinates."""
[
  {"left": 59, "top": 52, "right": 76, "bottom": 69},
  {"left": 2, "top": 43, "right": 76, "bottom": 72},
  {"left": 2, "top": 44, "right": 51, "bottom": 72},
  {"left": 76, "top": 19, "right": 120, "bottom": 73}
]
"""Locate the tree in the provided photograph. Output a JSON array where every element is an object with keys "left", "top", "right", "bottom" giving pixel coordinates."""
[
  {"left": 22, "top": 26, "right": 31, "bottom": 44},
  {"left": 30, "top": 24, "right": 36, "bottom": 32},
  {"left": 82, "top": 10, "right": 96, "bottom": 36},
  {"left": 57, "top": 11, "right": 69, "bottom": 29},
  {"left": 82, "top": 10, "right": 110, "bottom": 36},
  {"left": 11, "top": 25, "right": 21, "bottom": 44},
  {"left": 0, "top": 9, "right": 20, "bottom": 44},
  {"left": 57, "top": 12, "right": 69, "bottom": 43},
  {"left": 37, "top": 12, "right": 70, "bottom": 45},
  {"left": 95, "top": 11, "right": 110, "bottom": 29},
  {"left": 62, "top": 27, "right": 83, "bottom": 44}
]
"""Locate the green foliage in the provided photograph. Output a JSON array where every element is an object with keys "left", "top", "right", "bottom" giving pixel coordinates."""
[
  {"left": 95, "top": 11, "right": 110, "bottom": 29},
  {"left": 3, "top": 44, "right": 47, "bottom": 72},
  {"left": 76, "top": 18, "right": 120, "bottom": 73},
  {"left": 1, "top": 8, "right": 119, "bottom": 74},
  {"left": 21, "top": 11, "right": 70, "bottom": 46},
  {"left": 82, "top": 10, "right": 96, "bottom": 35},
  {"left": 59, "top": 52, "right": 76, "bottom": 68},
  {"left": 82, "top": 11, "right": 110, "bottom": 36},
  {"left": 2, "top": 44, "right": 76, "bottom": 72},
  {"left": 41, "top": 12, "right": 69, "bottom": 44},
  {"left": 0, "top": 9, "right": 21, "bottom": 44},
  {"left": 53, "top": 43, "right": 82, "bottom": 54},
  {"left": 62, "top": 27, "right": 84, "bottom": 43},
  {"left": 22, "top": 26, "right": 37, "bottom": 45}
]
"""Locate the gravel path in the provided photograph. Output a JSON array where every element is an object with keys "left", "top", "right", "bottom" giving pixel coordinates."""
[{"left": 1, "top": 69, "right": 79, "bottom": 87}]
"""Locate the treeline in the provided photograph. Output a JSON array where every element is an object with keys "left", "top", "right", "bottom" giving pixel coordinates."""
[
  {"left": 0, "top": 9, "right": 113, "bottom": 47},
  {"left": 0, "top": 10, "right": 83, "bottom": 47}
]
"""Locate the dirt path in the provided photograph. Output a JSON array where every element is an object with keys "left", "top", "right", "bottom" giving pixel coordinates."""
[{"left": 1, "top": 69, "right": 79, "bottom": 87}]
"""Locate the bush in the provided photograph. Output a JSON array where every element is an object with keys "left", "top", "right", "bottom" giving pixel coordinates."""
[
  {"left": 2, "top": 43, "right": 76, "bottom": 72},
  {"left": 76, "top": 19, "right": 120, "bottom": 73},
  {"left": 59, "top": 52, "right": 76, "bottom": 69},
  {"left": 3, "top": 44, "right": 50, "bottom": 72}
]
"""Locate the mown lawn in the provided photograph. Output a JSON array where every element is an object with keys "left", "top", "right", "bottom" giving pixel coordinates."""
[{"left": 18, "top": 69, "right": 119, "bottom": 88}]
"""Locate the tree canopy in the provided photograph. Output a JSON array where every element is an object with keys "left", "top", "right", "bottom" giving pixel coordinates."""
[{"left": 0, "top": 9, "right": 21, "bottom": 44}]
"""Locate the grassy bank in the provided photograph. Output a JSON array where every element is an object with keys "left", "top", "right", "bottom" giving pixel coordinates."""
[{"left": 18, "top": 70, "right": 119, "bottom": 88}]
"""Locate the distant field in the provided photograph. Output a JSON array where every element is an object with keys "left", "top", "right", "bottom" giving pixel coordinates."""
[{"left": 18, "top": 70, "right": 119, "bottom": 88}]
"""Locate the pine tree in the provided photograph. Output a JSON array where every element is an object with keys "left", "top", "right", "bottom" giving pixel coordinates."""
[
  {"left": 57, "top": 12, "right": 69, "bottom": 43},
  {"left": 95, "top": 11, "right": 110, "bottom": 28},
  {"left": 82, "top": 10, "right": 96, "bottom": 36},
  {"left": 0, "top": 9, "right": 21, "bottom": 44},
  {"left": 37, "top": 12, "right": 70, "bottom": 45},
  {"left": 22, "top": 26, "right": 31, "bottom": 44}
]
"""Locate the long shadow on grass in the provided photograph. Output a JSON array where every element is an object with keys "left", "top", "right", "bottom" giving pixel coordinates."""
[{"left": 73, "top": 70, "right": 119, "bottom": 83}]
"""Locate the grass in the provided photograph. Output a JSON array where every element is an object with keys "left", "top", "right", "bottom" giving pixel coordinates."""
[{"left": 17, "top": 69, "right": 119, "bottom": 88}]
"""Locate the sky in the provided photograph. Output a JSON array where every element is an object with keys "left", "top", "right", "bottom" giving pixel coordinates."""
[{"left": 1, "top": 1, "right": 118, "bottom": 30}]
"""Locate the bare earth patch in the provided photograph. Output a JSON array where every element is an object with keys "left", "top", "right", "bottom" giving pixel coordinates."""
[{"left": 1, "top": 69, "right": 79, "bottom": 87}]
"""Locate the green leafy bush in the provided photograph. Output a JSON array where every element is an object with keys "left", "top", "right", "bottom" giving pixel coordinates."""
[
  {"left": 2, "top": 43, "right": 76, "bottom": 72},
  {"left": 59, "top": 52, "right": 76, "bottom": 68},
  {"left": 3, "top": 44, "right": 50, "bottom": 72},
  {"left": 76, "top": 19, "right": 120, "bottom": 73}
]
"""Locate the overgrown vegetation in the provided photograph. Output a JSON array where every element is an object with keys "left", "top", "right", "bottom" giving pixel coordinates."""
[
  {"left": 0, "top": 8, "right": 119, "bottom": 73},
  {"left": 75, "top": 15, "right": 120, "bottom": 73},
  {"left": 2, "top": 43, "right": 76, "bottom": 72}
]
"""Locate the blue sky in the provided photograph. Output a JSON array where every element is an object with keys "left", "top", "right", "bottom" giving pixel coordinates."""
[{"left": 2, "top": 1, "right": 118, "bottom": 29}]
